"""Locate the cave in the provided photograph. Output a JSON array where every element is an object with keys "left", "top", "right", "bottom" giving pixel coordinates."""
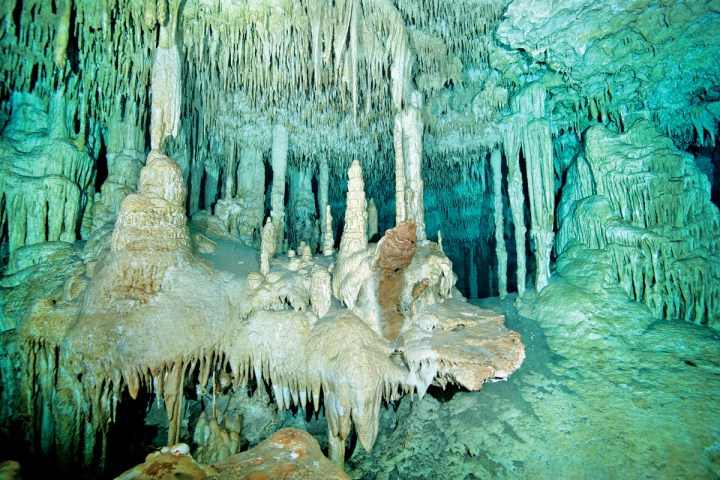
[{"left": 0, "top": 1, "right": 719, "bottom": 479}]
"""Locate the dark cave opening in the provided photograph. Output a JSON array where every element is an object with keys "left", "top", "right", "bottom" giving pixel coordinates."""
[{"left": 94, "top": 137, "right": 108, "bottom": 192}]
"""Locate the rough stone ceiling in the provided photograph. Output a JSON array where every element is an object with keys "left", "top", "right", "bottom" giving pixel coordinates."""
[{"left": 1, "top": 0, "right": 719, "bottom": 194}]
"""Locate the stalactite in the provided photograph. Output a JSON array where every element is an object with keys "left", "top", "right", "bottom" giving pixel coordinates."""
[{"left": 491, "top": 148, "right": 507, "bottom": 298}]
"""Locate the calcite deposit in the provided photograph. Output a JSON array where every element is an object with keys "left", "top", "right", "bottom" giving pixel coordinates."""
[{"left": 1, "top": 0, "right": 718, "bottom": 478}]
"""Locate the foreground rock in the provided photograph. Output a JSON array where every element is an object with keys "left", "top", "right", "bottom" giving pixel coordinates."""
[{"left": 116, "top": 428, "right": 348, "bottom": 480}]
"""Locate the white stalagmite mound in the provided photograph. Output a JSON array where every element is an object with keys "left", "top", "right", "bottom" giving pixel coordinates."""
[
  {"left": 557, "top": 120, "right": 720, "bottom": 326},
  {"left": 4, "top": 152, "right": 524, "bottom": 473}
]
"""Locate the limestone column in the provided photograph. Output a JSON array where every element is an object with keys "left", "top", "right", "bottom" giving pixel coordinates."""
[
  {"left": 323, "top": 205, "right": 334, "bottom": 256},
  {"left": 523, "top": 118, "right": 555, "bottom": 291},
  {"left": 393, "top": 115, "right": 406, "bottom": 225},
  {"left": 236, "top": 145, "right": 265, "bottom": 246},
  {"left": 271, "top": 124, "right": 288, "bottom": 253},
  {"left": 319, "top": 157, "right": 329, "bottom": 242},
  {"left": 503, "top": 117, "right": 527, "bottom": 295},
  {"left": 224, "top": 154, "right": 235, "bottom": 201},
  {"left": 491, "top": 148, "right": 508, "bottom": 298},
  {"left": 399, "top": 90, "right": 426, "bottom": 240}
]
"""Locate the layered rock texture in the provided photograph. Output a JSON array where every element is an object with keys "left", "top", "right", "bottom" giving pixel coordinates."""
[
  {"left": 0, "top": 93, "right": 93, "bottom": 262},
  {"left": 557, "top": 121, "right": 720, "bottom": 326}
]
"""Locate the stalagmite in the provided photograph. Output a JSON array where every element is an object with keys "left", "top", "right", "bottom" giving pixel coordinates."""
[
  {"left": 491, "top": 148, "right": 507, "bottom": 298},
  {"left": 324, "top": 205, "right": 334, "bottom": 256},
  {"left": 522, "top": 118, "right": 555, "bottom": 291},
  {"left": 338, "top": 160, "right": 368, "bottom": 259},
  {"left": 368, "top": 198, "right": 379, "bottom": 241},
  {"left": 503, "top": 116, "right": 527, "bottom": 296},
  {"left": 271, "top": 125, "right": 288, "bottom": 254}
]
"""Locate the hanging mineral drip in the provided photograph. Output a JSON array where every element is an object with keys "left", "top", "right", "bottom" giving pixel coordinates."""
[{"left": 150, "top": 0, "right": 182, "bottom": 152}]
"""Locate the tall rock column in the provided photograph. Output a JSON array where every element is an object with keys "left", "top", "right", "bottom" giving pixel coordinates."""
[
  {"left": 397, "top": 91, "right": 426, "bottom": 240},
  {"left": 271, "top": 124, "right": 288, "bottom": 254},
  {"left": 503, "top": 117, "right": 527, "bottom": 295},
  {"left": 491, "top": 148, "right": 508, "bottom": 298},
  {"left": 523, "top": 119, "right": 554, "bottom": 291},
  {"left": 510, "top": 82, "right": 554, "bottom": 292},
  {"left": 393, "top": 116, "right": 406, "bottom": 225}
]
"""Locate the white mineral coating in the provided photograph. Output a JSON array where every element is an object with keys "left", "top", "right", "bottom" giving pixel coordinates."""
[
  {"left": 367, "top": 198, "right": 379, "bottom": 241},
  {"left": 0, "top": 93, "right": 94, "bottom": 257},
  {"left": 491, "top": 148, "right": 507, "bottom": 299},
  {"left": 337, "top": 160, "right": 368, "bottom": 259},
  {"left": 236, "top": 146, "right": 265, "bottom": 247},
  {"left": 557, "top": 120, "right": 720, "bottom": 327},
  {"left": 271, "top": 124, "right": 288, "bottom": 254},
  {"left": 502, "top": 115, "right": 526, "bottom": 295},
  {"left": 522, "top": 118, "right": 554, "bottom": 292}
]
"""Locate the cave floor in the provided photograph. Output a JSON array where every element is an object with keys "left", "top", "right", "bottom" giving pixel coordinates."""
[{"left": 344, "top": 294, "right": 720, "bottom": 480}]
